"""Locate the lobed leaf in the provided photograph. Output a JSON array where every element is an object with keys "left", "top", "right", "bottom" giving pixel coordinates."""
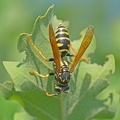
[{"left": 0, "top": 5, "right": 118, "bottom": 120}]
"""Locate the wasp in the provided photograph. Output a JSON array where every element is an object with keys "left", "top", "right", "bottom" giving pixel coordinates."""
[{"left": 27, "top": 23, "right": 94, "bottom": 96}]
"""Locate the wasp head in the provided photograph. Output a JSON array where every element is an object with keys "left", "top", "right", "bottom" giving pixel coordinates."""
[{"left": 54, "top": 63, "right": 71, "bottom": 94}]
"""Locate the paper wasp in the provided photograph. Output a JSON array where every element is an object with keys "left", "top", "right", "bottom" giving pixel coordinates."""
[{"left": 27, "top": 23, "right": 94, "bottom": 96}]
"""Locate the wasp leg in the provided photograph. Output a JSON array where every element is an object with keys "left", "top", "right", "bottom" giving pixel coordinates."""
[
  {"left": 80, "top": 57, "right": 90, "bottom": 62},
  {"left": 27, "top": 35, "right": 54, "bottom": 62},
  {"left": 29, "top": 69, "right": 54, "bottom": 78},
  {"left": 70, "top": 44, "right": 77, "bottom": 54},
  {"left": 66, "top": 44, "right": 77, "bottom": 57},
  {"left": 30, "top": 70, "right": 56, "bottom": 96},
  {"left": 67, "top": 53, "right": 88, "bottom": 63},
  {"left": 65, "top": 44, "right": 77, "bottom": 57},
  {"left": 70, "top": 44, "right": 89, "bottom": 62},
  {"left": 46, "top": 92, "right": 58, "bottom": 97}
]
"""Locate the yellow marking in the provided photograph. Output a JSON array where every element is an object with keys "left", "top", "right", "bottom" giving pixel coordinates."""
[
  {"left": 55, "top": 32, "right": 69, "bottom": 37},
  {"left": 57, "top": 81, "right": 67, "bottom": 86},
  {"left": 55, "top": 27, "right": 68, "bottom": 33},
  {"left": 68, "top": 44, "right": 70, "bottom": 48},
  {"left": 58, "top": 72, "right": 61, "bottom": 76},
  {"left": 62, "top": 79, "right": 65, "bottom": 82},
  {"left": 57, "top": 43, "right": 63, "bottom": 47},
  {"left": 60, "top": 60, "right": 69, "bottom": 68},
  {"left": 64, "top": 61, "right": 69, "bottom": 66},
  {"left": 60, "top": 61, "right": 64, "bottom": 66},
  {"left": 59, "top": 49, "right": 69, "bottom": 52}
]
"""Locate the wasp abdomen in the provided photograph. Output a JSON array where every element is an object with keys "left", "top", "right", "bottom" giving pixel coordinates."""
[{"left": 55, "top": 24, "right": 70, "bottom": 57}]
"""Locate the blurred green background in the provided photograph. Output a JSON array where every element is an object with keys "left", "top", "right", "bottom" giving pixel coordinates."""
[{"left": 0, "top": 0, "right": 120, "bottom": 120}]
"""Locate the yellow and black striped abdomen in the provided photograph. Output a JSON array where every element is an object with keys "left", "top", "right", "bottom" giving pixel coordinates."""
[{"left": 55, "top": 24, "right": 70, "bottom": 57}]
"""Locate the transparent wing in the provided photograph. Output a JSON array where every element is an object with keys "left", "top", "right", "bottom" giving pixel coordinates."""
[
  {"left": 70, "top": 26, "right": 94, "bottom": 73},
  {"left": 49, "top": 23, "right": 61, "bottom": 73}
]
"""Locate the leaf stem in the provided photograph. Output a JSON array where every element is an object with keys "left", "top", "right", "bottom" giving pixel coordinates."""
[{"left": 60, "top": 94, "right": 65, "bottom": 120}]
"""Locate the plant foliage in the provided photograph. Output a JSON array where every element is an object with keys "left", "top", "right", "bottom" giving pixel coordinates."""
[{"left": 0, "top": 5, "right": 118, "bottom": 120}]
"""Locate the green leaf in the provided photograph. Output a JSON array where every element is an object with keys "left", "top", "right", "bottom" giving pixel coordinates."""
[
  {"left": 0, "top": 79, "right": 61, "bottom": 120},
  {"left": 0, "top": 5, "right": 118, "bottom": 120},
  {"left": 14, "top": 112, "right": 36, "bottom": 120}
]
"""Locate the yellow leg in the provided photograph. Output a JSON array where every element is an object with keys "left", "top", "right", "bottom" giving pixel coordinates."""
[
  {"left": 29, "top": 69, "right": 57, "bottom": 97},
  {"left": 70, "top": 44, "right": 89, "bottom": 62},
  {"left": 70, "top": 45, "right": 89, "bottom": 62},
  {"left": 80, "top": 57, "right": 90, "bottom": 62},
  {"left": 70, "top": 44, "right": 77, "bottom": 55},
  {"left": 65, "top": 44, "right": 76, "bottom": 57},
  {"left": 29, "top": 69, "right": 50, "bottom": 78},
  {"left": 46, "top": 92, "right": 57, "bottom": 97},
  {"left": 27, "top": 35, "right": 49, "bottom": 62}
]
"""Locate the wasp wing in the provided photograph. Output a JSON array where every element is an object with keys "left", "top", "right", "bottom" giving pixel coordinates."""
[
  {"left": 49, "top": 23, "right": 61, "bottom": 73},
  {"left": 70, "top": 26, "right": 94, "bottom": 73}
]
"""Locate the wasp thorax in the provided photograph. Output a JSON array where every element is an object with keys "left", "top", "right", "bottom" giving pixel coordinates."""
[{"left": 55, "top": 65, "right": 71, "bottom": 85}]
